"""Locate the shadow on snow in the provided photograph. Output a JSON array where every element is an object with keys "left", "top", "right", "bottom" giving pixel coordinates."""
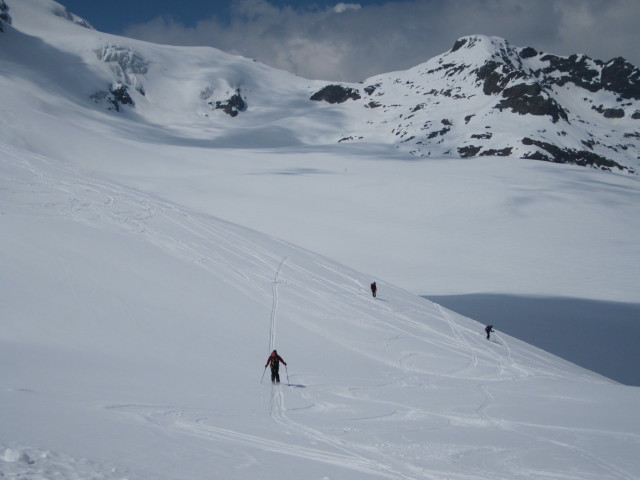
[{"left": 425, "top": 294, "right": 640, "bottom": 386}]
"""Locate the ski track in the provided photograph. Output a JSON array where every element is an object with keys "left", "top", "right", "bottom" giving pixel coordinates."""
[
  {"left": 3, "top": 150, "right": 432, "bottom": 477},
  {"left": 269, "top": 256, "right": 288, "bottom": 352},
  {"left": 2, "top": 145, "right": 288, "bottom": 304},
  {"left": 5, "top": 145, "right": 631, "bottom": 480},
  {"left": 474, "top": 385, "right": 640, "bottom": 480},
  {"left": 105, "top": 392, "right": 639, "bottom": 480},
  {"left": 267, "top": 385, "right": 438, "bottom": 480},
  {"left": 108, "top": 403, "right": 426, "bottom": 480}
]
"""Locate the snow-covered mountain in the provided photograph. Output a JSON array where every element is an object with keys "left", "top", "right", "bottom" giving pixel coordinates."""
[
  {"left": 1, "top": 2, "right": 640, "bottom": 479},
  {"left": 3, "top": 0, "right": 640, "bottom": 172},
  {"left": 340, "top": 35, "right": 640, "bottom": 173}
]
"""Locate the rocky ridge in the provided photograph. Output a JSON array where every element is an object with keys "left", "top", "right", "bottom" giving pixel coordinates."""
[{"left": 310, "top": 35, "right": 640, "bottom": 173}]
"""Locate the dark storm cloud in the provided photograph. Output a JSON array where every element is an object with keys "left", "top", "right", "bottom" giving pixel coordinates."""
[{"left": 122, "top": 0, "right": 640, "bottom": 82}]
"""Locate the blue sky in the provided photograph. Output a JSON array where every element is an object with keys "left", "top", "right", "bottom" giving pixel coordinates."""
[
  {"left": 59, "top": 0, "right": 640, "bottom": 82},
  {"left": 61, "top": 0, "right": 391, "bottom": 33}
]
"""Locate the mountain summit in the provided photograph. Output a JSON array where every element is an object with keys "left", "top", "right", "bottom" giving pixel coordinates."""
[
  {"left": 317, "top": 35, "right": 640, "bottom": 173},
  {"left": 1, "top": 1, "right": 639, "bottom": 173}
]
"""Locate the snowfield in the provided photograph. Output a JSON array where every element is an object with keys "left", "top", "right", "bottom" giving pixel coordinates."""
[
  {"left": 3, "top": 143, "right": 639, "bottom": 480},
  {"left": 1, "top": 1, "right": 640, "bottom": 479}
]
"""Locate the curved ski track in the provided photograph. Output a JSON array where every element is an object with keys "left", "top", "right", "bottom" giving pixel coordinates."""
[{"left": 5, "top": 145, "right": 635, "bottom": 480}]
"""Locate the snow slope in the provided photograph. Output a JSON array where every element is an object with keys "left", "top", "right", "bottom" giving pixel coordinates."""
[
  {"left": 2, "top": 0, "right": 638, "bottom": 303},
  {"left": 3, "top": 142, "right": 640, "bottom": 480},
  {"left": 1, "top": 2, "right": 640, "bottom": 478}
]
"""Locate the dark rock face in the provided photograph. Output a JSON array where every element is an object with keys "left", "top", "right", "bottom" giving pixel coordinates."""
[
  {"left": 592, "top": 104, "right": 626, "bottom": 118},
  {"left": 519, "top": 47, "right": 538, "bottom": 59},
  {"left": 458, "top": 145, "right": 482, "bottom": 158},
  {"left": 107, "top": 83, "right": 134, "bottom": 111},
  {"left": 537, "top": 54, "right": 640, "bottom": 100},
  {"left": 211, "top": 89, "right": 247, "bottom": 117},
  {"left": 456, "top": 145, "right": 512, "bottom": 158},
  {"left": 476, "top": 61, "right": 522, "bottom": 95},
  {"left": 601, "top": 58, "right": 640, "bottom": 100},
  {"left": 480, "top": 62, "right": 530, "bottom": 95},
  {"left": 110, "top": 83, "right": 134, "bottom": 107},
  {"left": 310, "top": 85, "right": 361, "bottom": 103},
  {"left": 539, "top": 54, "right": 602, "bottom": 93},
  {"left": 0, "top": 0, "right": 11, "bottom": 32},
  {"left": 475, "top": 54, "right": 570, "bottom": 123},
  {"left": 480, "top": 147, "right": 513, "bottom": 156},
  {"left": 471, "top": 132, "right": 492, "bottom": 140},
  {"left": 112, "top": 83, "right": 134, "bottom": 105},
  {"left": 364, "top": 84, "right": 380, "bottom": 95},
  {"left": 90, "top": 83, "right": 134, "bottom": 112},
  {"left": 451, "top": 38, "right": 468, "bottom": 53},
  {"left": 495, "top": 82, "right": 568, "bottom": 123},
  {"left": 428, "top": 127, "right": 450, "bottom": 139},
  {"left": 521, "top": 137, "right": 631, "bottom": 172},
  {"left": 603, "top": 108, "right": 625, "bottom": 119},
  {"left": 473, "top": 48, "right": 639, "bottom": 124}
]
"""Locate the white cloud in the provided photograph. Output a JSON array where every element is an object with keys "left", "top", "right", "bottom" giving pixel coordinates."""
[
  {"left": 333, "top": 3, "right": 362, "bottom": 13},
  {"left": 122, "top": 0, "right": 640, "bottom": 82}
]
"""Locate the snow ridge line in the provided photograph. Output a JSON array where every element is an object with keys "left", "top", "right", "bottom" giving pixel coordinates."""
[{"left": 268, "top": 256, "right": 288, "bottom": 353}]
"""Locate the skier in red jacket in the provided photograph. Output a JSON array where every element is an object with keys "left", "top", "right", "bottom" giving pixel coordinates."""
[{"left": 265, "top": 350, "right": 287, "bottom": 383}]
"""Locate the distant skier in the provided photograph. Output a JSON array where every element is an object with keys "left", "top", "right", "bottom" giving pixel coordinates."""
[
  {"left": 485, "top": 325, "right": 494, "bottom": 340},
  {"left": 370, "top": 282, "right": 377, "bottom": 298},
  {"left": 265, "top": 350, "right": 287, "bottom": 383}
]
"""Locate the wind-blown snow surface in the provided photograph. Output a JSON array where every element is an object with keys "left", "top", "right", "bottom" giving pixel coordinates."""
[
  {"left": 2, "top": 2, "right": 640, "bottom": 478},
  {"left": 3, "top": 143, "right": 640, "bottom": 480}
]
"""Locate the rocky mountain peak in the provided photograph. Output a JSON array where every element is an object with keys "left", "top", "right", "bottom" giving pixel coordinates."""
[{"left": 309, "top": 35, "right": 640, "bottom": 173}]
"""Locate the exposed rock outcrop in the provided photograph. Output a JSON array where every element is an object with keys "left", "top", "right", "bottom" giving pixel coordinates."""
[
  {"left": 96, "top": 46, "right": 148, "bottom": 95},
  {"left": 310, "top": 35, "right": 640, "bottom": 173},
  {"left": 91, "top": 83, "right": 135, "bottom": 112},
  {"left": 310, "top": 85, "right": 361, "bottom": 103},
  {"left": 521, "top": 137, "right": 633, "bottom": 172},
  {"left": 0, "top": 0, "right": 11, "bottom": 32},
  {"left": 495, "top": 82, "right": 568, "bottom": 123},
  {"left": 210, "top": 89, "right": 247, "bottom": 117}
]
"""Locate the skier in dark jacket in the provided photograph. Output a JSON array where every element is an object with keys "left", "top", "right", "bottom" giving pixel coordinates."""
[
  {"left": 265, "top": 350, "right": 287, "bottom": 383},
  {"left": 370, "top": 282, "right": 377, "bottom": 298},
  {"left": 485, "top": 325, "right": 494, "bottom": 340}
]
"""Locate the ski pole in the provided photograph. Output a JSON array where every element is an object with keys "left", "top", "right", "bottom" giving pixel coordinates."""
[
  {"left": 285, "top": 364, "right": 290, "bottom": 385},
  {"left": 260, "top": 366, "right": 267, "bottom": 383}
]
